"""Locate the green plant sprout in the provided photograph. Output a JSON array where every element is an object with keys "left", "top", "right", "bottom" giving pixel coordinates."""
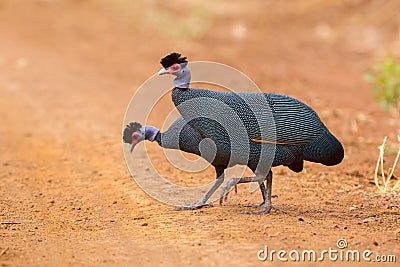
[
  {"left": 384, "top": 143, "right": 399, "bottom": 156},
  {"left": 374, "top": 135, "right": 400, "bottom": 193},
  {"left": 365, "top": 58, "right": 400, "bottom": 116}
]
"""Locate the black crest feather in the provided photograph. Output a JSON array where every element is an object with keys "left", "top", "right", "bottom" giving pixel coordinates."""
[
  {"left": 160, "top": 52, "right": 187, "bottom": 68},
  {"left": 123, "top": 122, "right": 142, "bottom": 143}
]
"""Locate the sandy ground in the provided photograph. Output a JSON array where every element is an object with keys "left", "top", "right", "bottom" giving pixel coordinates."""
[{"left": 0, "top": 0, "right": 399, "bottom": 266}]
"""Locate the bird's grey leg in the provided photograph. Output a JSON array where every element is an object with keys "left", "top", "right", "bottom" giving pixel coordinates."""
[
  {"left": 219, "top": 176, "right": 277, "bottom": 205},
  {"left": 242, "top": 170, "right": 279, "bottom": 214},
  {"left": 244, "top": 181, "right": 267, "bottom": 207},
  {"left": 244, "top": 181, "right": 278, "bottom": 207},
  {"left": 174, "top": 167, "right": 225, "bottom": 211},
  {"left": 219, "top": 176, "right": 260, "bottom": 204}
]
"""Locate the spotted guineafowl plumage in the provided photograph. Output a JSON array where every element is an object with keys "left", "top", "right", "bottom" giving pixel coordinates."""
[
  {"left": 123, "top": 117, "right": 306, "bottom": 207},
  {"left": 155, "top": 52, "right": 344, "bottom": 213}
]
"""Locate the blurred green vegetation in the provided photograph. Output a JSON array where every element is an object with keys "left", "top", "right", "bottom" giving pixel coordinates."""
[
  {"left": 365, "top": 57, "right": 400, "bottom": 116},
  {"left": 384, "top": 143, "right": 399, "bottom": 156}
]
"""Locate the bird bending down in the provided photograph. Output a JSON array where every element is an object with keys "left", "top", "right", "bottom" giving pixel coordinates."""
[
  {"left": 155, "top": 52, "right": 344, "bottom": 214},
  {"left": 123, "top": 117, "right": 266, "bottom": 210}
]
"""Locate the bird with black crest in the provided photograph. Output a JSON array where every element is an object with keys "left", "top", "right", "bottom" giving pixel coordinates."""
[{"left": 128, "top": 52, "right": 344, "bottom": 214}]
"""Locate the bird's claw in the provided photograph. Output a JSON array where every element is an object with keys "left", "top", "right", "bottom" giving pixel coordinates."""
[
  {"left": 244, "top": 202, "right": 265, "bottom": 208},
  {"left": 241, "top": 205, "right": 279, "bottom": 214},
  {"left": 173, "top": 203, "right": 213, "bottom": 211},
  {"left": 219, "top": 178, "right": 241, "bottom": 205},
  {"left": 243, "top": 195, "right": 278, "bottom": 208}
]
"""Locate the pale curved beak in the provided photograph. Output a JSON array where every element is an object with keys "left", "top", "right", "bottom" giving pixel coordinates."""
[
  {"left": 129, "top": 143, "right": 135, "bottom": 152},
  {"left": 158, "top": 68, "right": 169, "bottom": 75}
]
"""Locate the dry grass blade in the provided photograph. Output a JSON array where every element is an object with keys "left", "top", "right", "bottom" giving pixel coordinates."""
[{"left": 374, "top": 135, "right": 400, "bottom": 193}]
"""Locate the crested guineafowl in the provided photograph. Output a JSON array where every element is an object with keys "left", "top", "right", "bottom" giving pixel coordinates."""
[
  {"left": 156, "top": 52, "right": 344, "bottom": 214},
  {"left": 123, "top": 118, "right": 305, "bottom": 210},
  {"left": 123, "top": 118, "right": 228, "bottom": 211}
]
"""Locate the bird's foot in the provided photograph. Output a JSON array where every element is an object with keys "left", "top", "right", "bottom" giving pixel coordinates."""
[
  {"left": 174, "top": 203, "right": 213, "bottom": 211},
  {"left": 243, "top": 195, "right": 278, "bottom": 208},
  {"left": 219, "top": 178, "right": 241, "bottom": 205},
  {"left": 241, "top": 204, "right": 279, "bottom": 214},
  {"left": 244, "top": 202, "right": 265, "bottom": 208}
]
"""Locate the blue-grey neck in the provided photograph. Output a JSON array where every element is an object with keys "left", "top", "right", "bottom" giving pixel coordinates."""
[
  {"left": 173, "top": 66, "right": 191, "bottom": 88},
  {"left": 144, "top": 126, "right": 160, "bottom": 142}
]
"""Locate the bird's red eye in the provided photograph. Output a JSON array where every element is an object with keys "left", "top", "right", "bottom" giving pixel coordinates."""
[{"left": 168, "top": 63, "right": 182, "bottom": 74}]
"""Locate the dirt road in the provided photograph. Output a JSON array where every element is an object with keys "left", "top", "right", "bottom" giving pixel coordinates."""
[{"left": 0, "top": 1, "right": 399, "bottom": 266}]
